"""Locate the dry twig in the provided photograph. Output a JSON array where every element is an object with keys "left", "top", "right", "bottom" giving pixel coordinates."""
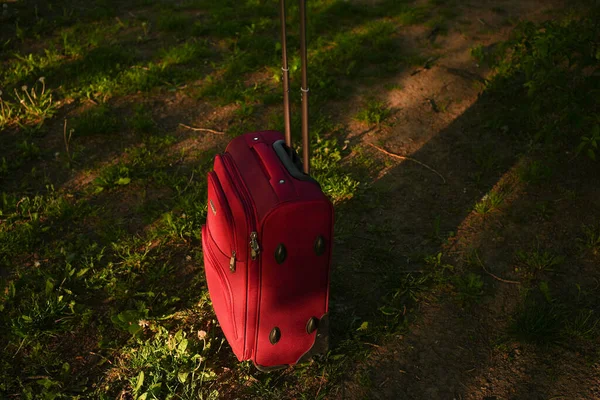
[
  {"left": 475, "top": 252, "right": 520, "bottom": 285},
  {"left": 179, "top": 123, "right": 225, "bottom": 135},
  {"left": 367, "top": 142, "right": 446, "bottom": 183}
]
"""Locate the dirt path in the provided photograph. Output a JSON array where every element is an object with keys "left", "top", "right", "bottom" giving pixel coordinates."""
[{"left": 330, "top": 0, "right": 600, "bottom": 399}]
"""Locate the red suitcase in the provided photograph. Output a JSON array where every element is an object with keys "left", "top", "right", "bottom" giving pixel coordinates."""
[{"left": 201, "top": 0, "right": 334, "bottom": 371}]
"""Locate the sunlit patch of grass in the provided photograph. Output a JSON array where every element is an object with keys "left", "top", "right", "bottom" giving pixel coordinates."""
[
  {"left": 159, "top": 40, "right": 211, "bottom": 67},
  {"left": 384, "top": 83, "right": 403, "bottom": 91},
  {"left": 0, "top": 91, "right": 17, "bottom": 130},
  {"left": 355, "top": 97, "right": 391, "bottom": 128},
  {"left": 473, "top": 188, "right": 505, "bottom": 214},
  {"left": 106, "top": 324, "right": 222, "bottom": 399},
  {"left": 310, "top": 19, "right": 400, "bottom": 99},
  {"left": 201, "top": 17, "right": 404, "bottom": 106},
  {"left": 306, "top": 118, "right": 360, "bottom": 204},
  {"left": 93, "top": 164, "right": 132, "bottom": 193},
  {"left": 396, "top": 6, "right": 432, "bottom": 26},
  {"left": 13, "top": 78, "right": 57, "bottom": 125},
  {"left": 2, "top": 50, "right": 64, "bottom": 86},
  {"left": 470, "top": 44, "right": 485, "bottom": 64},
  {"left": 119, "top": 63, "right": 166, "bottom": 93}
]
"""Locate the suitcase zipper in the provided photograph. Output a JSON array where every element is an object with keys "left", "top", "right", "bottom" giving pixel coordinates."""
[
  {"left": 229, "top": 251, "right": 236, "bottom": 273},
  {"left": 250, "top": 232, "right": 260, "bottom": 260},
  {"left": 208, "top": 172, "right": 238, "bottom": 268}
]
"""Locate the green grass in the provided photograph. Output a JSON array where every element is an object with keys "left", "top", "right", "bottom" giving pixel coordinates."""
[
  {"left": 17, "top": 140, "right": 42, "bottom": 161},
  {"left": 470, "top": 44, "right": 485, "bottom": 64},
  {"left": 72, "top": 104, "right": 119, "bottom": 136},
  {"left": 473, "top": 188, "right": 505, "bottom": 214},
  {"left": 0, "top": 93, "right": 16, "bottom": 129},
  {"left": 396, "top": 6, "right": 431, "bottom": 25},
  {"left": 384, "top": 82, "right": 403, "bottom": 91},
  {"left": 563, "top": 309, "right": 599, "bottom": 341},
  {"left": 159, "top": 40, "right": 211, "bottom": 67},
  {"left": 355, "top": 98, "right": 391, "bottom": 128},
  {"left": 578, "top": 223, "right": 600, "bottom": 257},
  {"left": 11, "top": 78, "right": 57, "bottom": 125},
  {"left": 517, "top": 159, "right": 553, "bottom": 184},
  {"left": 515, "top": 248, "right": 564, "bottom": 273},
  {"left": 305, "top": 119, "right": 360, "bottom": 203},
  {"left": 109, "top": 325, "right": 221, "bottom": 399},
  {"left": 510, "top": 281, "right": 600, "bottom": 346},
  {"left": 510, "top": 291, "right": 564, "bottom": 345},
  {"left": 514, "top": 247, "right": 564, "bottom": 283},
  {"left": 157, "top": 11, "right": 193, "bottom": 34},
  {"left": 128, "top": 104, "right": 157, "bottom": 134},
  {"left": 454, "top": 273, "right": 485, "bottom": 305}
]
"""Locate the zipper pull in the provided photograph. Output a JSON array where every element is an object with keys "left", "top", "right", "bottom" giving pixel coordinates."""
[
  {"left": 250, "top": 232, "right": 260, "bottom": 260},
  {"left": 229, "top": 251, "right": 236, "bottom": 273}
]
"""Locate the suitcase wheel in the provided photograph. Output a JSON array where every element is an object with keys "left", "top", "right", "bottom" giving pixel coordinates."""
[
  {"left": 275, "top": 244, "right": 287, "bottom": 264},
  {"left": 306, "top": 317, "right": 319, "bottom": 334},
  {"left": 314, "top": 235, "right": 326, "bottom": 256},
  {"left": 269, "top": 327, "right": 281, "bottom": 344}
]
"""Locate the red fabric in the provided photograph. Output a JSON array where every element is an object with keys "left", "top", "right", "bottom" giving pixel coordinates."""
[{"left": 201, "top": 130, "right": 334, "bottom": 367}]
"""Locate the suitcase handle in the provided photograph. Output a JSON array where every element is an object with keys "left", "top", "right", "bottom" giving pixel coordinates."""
[
  {"left": 272, "top": 140, "right": 319, "bottom": 185},
  {"left": 280, "top": 0, "right": 310, "bottom": 175},
  {"left": 252, "top": 140, "right": 319, "bottom": 186}
]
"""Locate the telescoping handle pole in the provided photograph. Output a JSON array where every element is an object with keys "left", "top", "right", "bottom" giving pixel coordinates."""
[
  {"left": 279, "top": 0, "right": 310, "bottom": 175},
  {"left": 279, "top": 0, "right": 292, "bottom": 150},
  {"left": 299, "top": 0, "right": 310, "bottom": 175}
]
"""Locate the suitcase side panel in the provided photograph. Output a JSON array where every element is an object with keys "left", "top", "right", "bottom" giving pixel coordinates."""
[
  {"left": 212, "top": 154, "right": 255, "bottom": 262},
  {"left": 201, "top": 225, "right": 247, "bottom": 360},
  {"left": 253, "top": 199, "right": 334, "bottom": 367},
  {"left": 204, "top": 153, "right": 261, "bottom": 360}
]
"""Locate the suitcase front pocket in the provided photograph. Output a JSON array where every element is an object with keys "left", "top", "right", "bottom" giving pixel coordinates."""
[
  {"left": 202, "top": 225, "right": 239, "bottom": 341},
  {"left": 207, "top": 172, "right": 236, "bottom": 260}
]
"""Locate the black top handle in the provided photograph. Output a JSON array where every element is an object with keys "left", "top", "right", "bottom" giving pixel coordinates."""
[{"left": 273, "top": 140, "right": 320, "bottom": 186}]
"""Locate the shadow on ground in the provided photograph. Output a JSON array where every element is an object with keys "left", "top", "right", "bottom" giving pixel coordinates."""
[{"left": 332, "top": 83, "right": 600, "bottom": 400}]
